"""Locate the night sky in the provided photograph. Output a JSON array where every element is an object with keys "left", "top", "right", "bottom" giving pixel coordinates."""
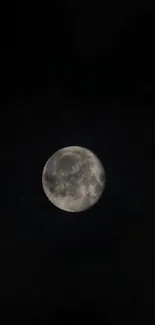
[{"left": 1, "top": 2, "right": 155, "bottom": 323}]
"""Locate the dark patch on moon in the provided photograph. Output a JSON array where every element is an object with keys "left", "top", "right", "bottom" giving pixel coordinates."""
[
  {"left": 44, "top": 172, "right": 57, "bottom": 187},
  {"left": 99, "top": 172, "right": 106, "bottom": 183},
  {"left": 57, "top": 154, "right": 79, "bottom": 174}
]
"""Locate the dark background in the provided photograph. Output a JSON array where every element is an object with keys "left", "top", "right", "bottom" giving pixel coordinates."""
[{"left": 1, "top": 1, "right": 155, "bottom": 323}]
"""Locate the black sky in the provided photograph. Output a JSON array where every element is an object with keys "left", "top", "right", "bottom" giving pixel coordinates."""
[{"left": 1, "top": 1, "right": 155, "bottom": 323}]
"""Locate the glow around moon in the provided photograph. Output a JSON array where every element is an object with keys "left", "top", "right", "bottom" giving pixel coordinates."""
[{"left": 42, "top": 146, "right": 106, "bottom": 212}]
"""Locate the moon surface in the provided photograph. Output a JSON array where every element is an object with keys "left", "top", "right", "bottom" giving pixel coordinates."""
[{"left": 42, "top": 146, "right": 106, "bottom": 212}]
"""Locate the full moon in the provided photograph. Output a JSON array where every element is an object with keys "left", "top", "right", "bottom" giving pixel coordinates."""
[{"left": 42, "top": 146, "right": 106, "bottom": 212}]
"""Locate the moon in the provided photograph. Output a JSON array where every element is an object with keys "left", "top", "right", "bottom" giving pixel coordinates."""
[{"left": 42, "top": 146, "right": 106, "bottom": 212}]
